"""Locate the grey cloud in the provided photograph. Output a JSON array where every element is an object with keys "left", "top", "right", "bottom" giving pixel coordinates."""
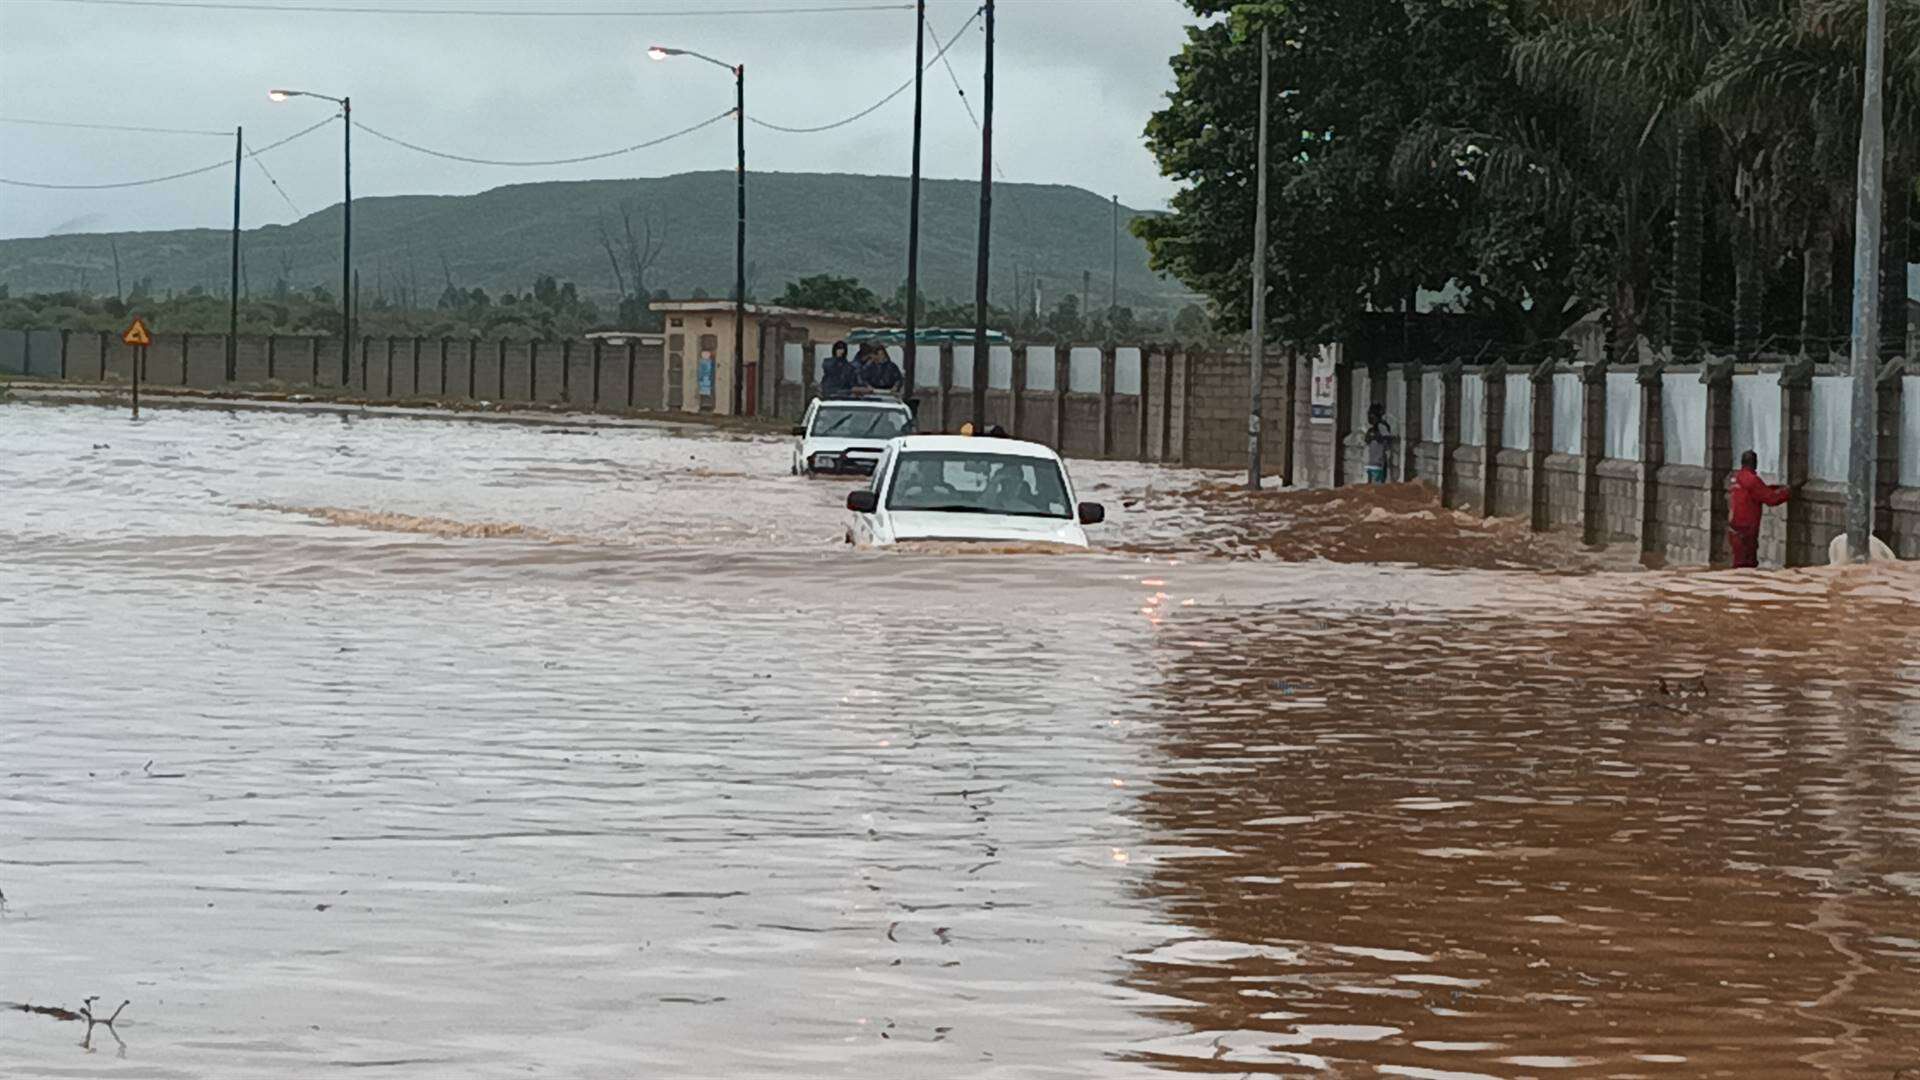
[{"left": 0, "top": 0, "right": 1193, "bottom": 240}]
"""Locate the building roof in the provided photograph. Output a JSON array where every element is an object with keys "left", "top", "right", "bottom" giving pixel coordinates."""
[{"left": 648, "top": 299, "right": 875, "bottom": 323}]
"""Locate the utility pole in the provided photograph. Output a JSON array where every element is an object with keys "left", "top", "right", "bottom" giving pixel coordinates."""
[
  {"left": 342, "top": 98, "right": 352, "bottom": 386},
  {"left": 1110, "top": 194, "right": 1119, "bottom": 323},
  {"left": 970, "top": 0, "right": 994, "bottom": 428},
  {"left": 734, "top": 61, "right": 747, "bottom": 415},
  {"left": 1082, "top": 269, "right": 1091, "bottom": 332},
  {"left": 1247, "top": 26, "right": 1271, "bottom": 490},
  {"left": 903, "top": 0, "right": 927, "bottom": 379},
  {"left": 227, "top": 125, "right": 242, "bottom": 383},
  {"left": 1845, "top": 0, "right": 1887, "bottom": 561}
]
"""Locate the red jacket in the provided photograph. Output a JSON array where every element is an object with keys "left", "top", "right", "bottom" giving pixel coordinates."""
[{"left": 1729, "top": 468, "right": 1790, "bottom": 530}]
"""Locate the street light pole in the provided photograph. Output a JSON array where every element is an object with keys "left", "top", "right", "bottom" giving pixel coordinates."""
[
  {"left": 648, "top": 46, "right": 747, "bottom": 415},
  {"left": 970, "top": 0, "right": 994, "bottom": 428},
  {"left": 1845, "top": 0, "right": 1887, "bottom": 561},
  {"left": 1247, "top": 26, "right": 1271, "bottom": 491},
  {"left": 270, "top": 88, "right": 351, "bottom": 386}
]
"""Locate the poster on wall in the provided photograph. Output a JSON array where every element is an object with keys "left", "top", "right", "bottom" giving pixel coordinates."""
[
  {"left": 1310, "top": 348, "right": 1337, "bottom": 423},
  {"left": 697, "top": 352, "right": 717, "bottom": 399}
]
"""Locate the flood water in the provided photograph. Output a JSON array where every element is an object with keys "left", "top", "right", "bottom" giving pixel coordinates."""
[{"left": 3, "top": 401, "right": 1917, "bottom": 1078}]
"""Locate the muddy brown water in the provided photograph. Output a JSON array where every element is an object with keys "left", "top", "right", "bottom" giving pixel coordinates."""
[{"left": 1, "top": 401, "right": 1916, "bottom": 1078}]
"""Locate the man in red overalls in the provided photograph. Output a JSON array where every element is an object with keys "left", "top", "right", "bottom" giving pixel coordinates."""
[{"left": 1728, "top": 449, "right": 1790, "bottom": 568}]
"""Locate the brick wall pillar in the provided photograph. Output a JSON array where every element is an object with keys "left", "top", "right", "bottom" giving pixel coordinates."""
[
  {"left": 1402, "top": 363, "right": 1423, "bottom": 483},
  {"left": 801, "top": 337, "right": 817, "bottom": 408},
  {"left": 1160, "top": 350, "right": 1178, "bottom": 461},
  {"left": 1636, "top": 363, "right": 1666, "bottom": 557},
  {"left": 936, "top": 343, "right": 954, "bottom": 431},
  {"left": 411, "top": 337, "right": 423, "bottom": 396},
  {"left": 527, "top": 340, "right": 540, "bottom": 401},
  {"left": 1053, "top": 349, "right": 1069, "bottom": 449},
  {"left": 1579, "top": 363, "right": 1609, "bottom": 545},
  {"left": 1529, "top": 361, "right": 1555, "bottom": 530},
  {"left": 1780, "top": 361, "right": 1813, "bottom": 566},
  {"left": 1167, "top": 349, "right": 1182, "bottom": 457},
  {"left": 1011, "top": 348, "right": 1028, "bottom": 439},
  {"left": 469, "top": 340, "right": 480, "bottom": 401},
  {"left": 1482, "top": 360, "right": 1507, "bottom": 516},
  {"left": 1331, "top": 351, "right": 1353, "bottom": 487},
  {"left": 1875, "top": 361, "right": 1904, "bottom": 545},
  {"left": 1136, "top": 347, "right": 1152, "bottom": 462},
  {"left": 1703, "top": 360, "right": 1734, "bottom": 564},
  {"left": 1099, "top": 347, "right": 1116, "bottom": 458},
  {"left": 1438, "top": 361, "right": 1462, "bottom": 507}
]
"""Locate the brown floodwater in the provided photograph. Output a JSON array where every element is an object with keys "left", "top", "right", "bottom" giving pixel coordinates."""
[{"left": 1, "top": 400, "right": 1916, "bottom": 1078}]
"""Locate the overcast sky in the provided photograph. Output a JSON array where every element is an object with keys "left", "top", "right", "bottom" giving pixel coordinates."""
[{"left": 0, "top": 0, "right": 1201, "bottom": 240}]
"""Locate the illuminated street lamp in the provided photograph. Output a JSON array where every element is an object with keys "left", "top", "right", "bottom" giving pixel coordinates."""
[
  {"left": 270, "top": 88, "right": 352, "bottom": 386},
  {"left": 649, "top": 45, "right": 748, "bottom": 416}
]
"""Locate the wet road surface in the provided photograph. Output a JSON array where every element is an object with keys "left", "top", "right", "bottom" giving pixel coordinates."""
[{"left": 2, "top": 401, "right": 1917, "bottom": 1077}]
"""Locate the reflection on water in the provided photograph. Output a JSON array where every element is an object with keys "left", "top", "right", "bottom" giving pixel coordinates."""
[{"left": 1, "top": 402, "right": 1916, "bottom": 1077}]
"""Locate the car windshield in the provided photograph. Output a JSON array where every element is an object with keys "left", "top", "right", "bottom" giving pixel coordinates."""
[
  {"left": 810, "top": 406, "right": 911, "bottom": 439},
  {"left": 885, "top": 451, "right": 1073, "bottom": 519}
]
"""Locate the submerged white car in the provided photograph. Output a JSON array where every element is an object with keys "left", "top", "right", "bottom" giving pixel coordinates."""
[
  {"left": 845, "top": 435, "right": 1105, "bottom": 548},
  {"left": 791, "top": 396, "right": 915, "bottom": 478}
]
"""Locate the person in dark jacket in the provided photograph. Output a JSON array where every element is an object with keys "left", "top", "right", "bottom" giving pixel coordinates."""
[
  {"left": 859, "top": 344, "right": 903, "bottom": 391},
  {"left": 819, "top": 340, "right": 858, "bottom": 397},
  {"left": 1728, "top": 449, "right": 1790, "bottom": 569}
]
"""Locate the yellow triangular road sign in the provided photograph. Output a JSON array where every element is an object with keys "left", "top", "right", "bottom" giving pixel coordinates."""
[{"left": 122, "top": 317, "right": 152, "bottom": 347}]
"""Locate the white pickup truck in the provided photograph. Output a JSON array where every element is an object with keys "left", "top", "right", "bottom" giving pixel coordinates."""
[
  {"left": 791, "top": 396, "right": 915, "bottom": 478},
  {"left": 844, "top": 434, "right": 1105, "bottom": 548}
]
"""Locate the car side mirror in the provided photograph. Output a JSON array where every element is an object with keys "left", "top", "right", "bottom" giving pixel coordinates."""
[
  {"left": 791, "top": 425, "right": 806, "bottom": 436},
  {"left": 1077, "top": 502, "right": 1105, "bottom": 525},
  {"left": 847, "top": 490, "right": 879, "bottom": 513}
]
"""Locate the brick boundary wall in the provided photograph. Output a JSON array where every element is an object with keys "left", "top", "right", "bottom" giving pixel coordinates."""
[{"left": 7, "top": 326, "right": 1912, "bottom": 568}]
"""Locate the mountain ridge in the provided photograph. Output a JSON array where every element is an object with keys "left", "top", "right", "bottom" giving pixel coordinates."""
[{"left": 0, "top": 171, "right": 1188, "bottom": 313}]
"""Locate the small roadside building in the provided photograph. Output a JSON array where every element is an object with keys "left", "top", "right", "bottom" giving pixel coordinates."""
[{"left": 649, "top": 299, "right": 873, "bottom": 416}]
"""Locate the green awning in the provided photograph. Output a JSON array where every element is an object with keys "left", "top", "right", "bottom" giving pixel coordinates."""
[{"left": 845, "top": 327, "right": 1011, "bottom": 345}]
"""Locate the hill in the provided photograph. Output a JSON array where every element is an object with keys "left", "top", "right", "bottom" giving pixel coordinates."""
[{"left": 0, "top": 171, "right": 1187, "bottom": 315}]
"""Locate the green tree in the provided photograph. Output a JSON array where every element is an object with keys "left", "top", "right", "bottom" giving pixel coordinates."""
[
  {"left": 1138, "top": 0, "right": 1594, "bottom": 353},
  {"left": 777, "top": 274, "right": 880, "bottom": 313}
]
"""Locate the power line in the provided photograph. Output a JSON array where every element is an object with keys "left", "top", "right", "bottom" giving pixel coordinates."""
[
  {"left": 751, "top": 3, "right": 981, "bottom": 134},
  {"left": 244, "top": 137, "right": 303, "bottom": 217},
  {"left": 0, "top": 116, "right": 333, "bottom": 190},
  {"left": 0, "top": 115, "right": 229, "bottom": 136},
  {"left": 351, "top": 108, "right": 733, "bottom": 166},
  {"left": 921, "top": 6, "right": 1003, "bottom": 179},
  {"left": 36, "top": 0, "right": 910, "bottom": 15}
]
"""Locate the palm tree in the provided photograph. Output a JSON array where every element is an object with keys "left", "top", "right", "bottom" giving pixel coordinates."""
[
  {"left": 1699, "top": 0, "right": 1920, "bottom": 360},
  {"left": 1514, "top": 0, "right": 1767, "bottom": 361}
]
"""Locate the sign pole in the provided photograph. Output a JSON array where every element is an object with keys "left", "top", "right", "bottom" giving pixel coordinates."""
[{"left": 122, "top": 316, "right": 152, "bottom": 419}]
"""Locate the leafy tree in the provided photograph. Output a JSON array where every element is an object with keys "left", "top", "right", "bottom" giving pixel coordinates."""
[
  {"left": 775, "top": 274, "right": 881, "bottom": 314},
  {"left": 1138, "top": 0, "right": 1593, "bottom": 353}
]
